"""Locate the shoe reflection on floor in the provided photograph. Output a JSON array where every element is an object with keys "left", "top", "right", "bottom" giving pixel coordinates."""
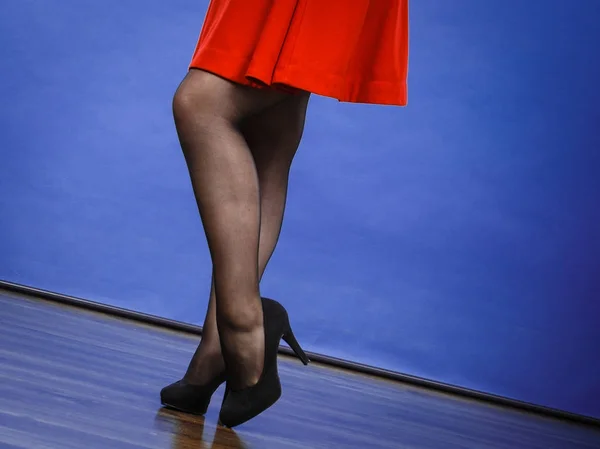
[{"left": 155, "top": 408, "right": 247, "bottom": 449}]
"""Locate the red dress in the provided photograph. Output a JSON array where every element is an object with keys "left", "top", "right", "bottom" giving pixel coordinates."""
[{"left": 189, "top": 0, "right": 409, "bottom": 106}]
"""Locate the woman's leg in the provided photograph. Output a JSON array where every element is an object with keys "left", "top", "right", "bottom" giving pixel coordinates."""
[
  {"left": 182, "top": 90, "right": 310, "bottom": 386},
  {"left": 173, "top": 68, "right": 307, "bottom": 389}
]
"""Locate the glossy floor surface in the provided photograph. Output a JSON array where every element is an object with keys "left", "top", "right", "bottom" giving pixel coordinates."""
[{"left": 0, "top": 291, "right": 599, "bottom": 449}]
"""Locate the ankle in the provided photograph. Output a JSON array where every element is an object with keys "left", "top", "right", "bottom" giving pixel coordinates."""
[
  {"left": 217, "top": 303, "right": 263, "bottom": 333},
  {"left": 184, "top": 343, "right": 226, "bottom": 384},
  {"left": 200, "top": 345, "right": 224, "bottom": 363}
]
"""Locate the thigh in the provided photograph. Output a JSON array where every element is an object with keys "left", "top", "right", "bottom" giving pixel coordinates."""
[
  {"left": 240, "top": 92, "right": 311, "bottom": 164},
  {"left": 176, "top": 68, "right": 293, "bottom": 124}
]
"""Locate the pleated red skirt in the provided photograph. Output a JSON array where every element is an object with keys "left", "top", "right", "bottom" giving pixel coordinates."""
[{"left": 189, "top": 0, "right": 409, "bottom": 106}]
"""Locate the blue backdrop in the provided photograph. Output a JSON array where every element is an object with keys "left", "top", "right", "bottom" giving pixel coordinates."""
[{"left": 1, "top": 1, "right": 599, "bottom": 418}]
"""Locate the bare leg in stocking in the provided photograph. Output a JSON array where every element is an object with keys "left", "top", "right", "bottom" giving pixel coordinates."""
[
  {"left": 173, "top": 69, "right": 309, "bottom": 388},
  {"left": 182, "top": 90, "right": 309, "bottom": 386}
]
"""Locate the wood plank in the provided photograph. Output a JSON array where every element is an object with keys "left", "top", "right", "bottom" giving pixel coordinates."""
[{"left": 0, "top": 292, "right": 598, "bottom": 449}]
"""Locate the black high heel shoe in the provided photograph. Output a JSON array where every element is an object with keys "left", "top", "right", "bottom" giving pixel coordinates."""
[
  {"left": 160, "top": 370, "right": 227, "bottom": 415},
  {"left": 218, "top": 297, "right": 309, "bottom": 428}
]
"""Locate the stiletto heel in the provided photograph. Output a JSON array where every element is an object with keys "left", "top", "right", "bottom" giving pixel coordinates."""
[
  {"left": 282, "top": 326, "right": 310, "bottom": 365},
  {"left": 218, "top": 297, "right": 307, "bottom": 428}
]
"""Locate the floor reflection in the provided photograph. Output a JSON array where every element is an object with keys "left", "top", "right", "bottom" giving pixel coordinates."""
[{"left": 155, "top": 407, "right": 248, "bottom": 449}]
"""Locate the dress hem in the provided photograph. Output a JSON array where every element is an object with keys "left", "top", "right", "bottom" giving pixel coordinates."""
[{"left": 190, "top": 46, "right": 407, "bottom": 106}]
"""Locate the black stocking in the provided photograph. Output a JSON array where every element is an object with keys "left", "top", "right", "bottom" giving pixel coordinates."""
[{"left": 173, "top": 69, "right": 307, "bottom": 389}]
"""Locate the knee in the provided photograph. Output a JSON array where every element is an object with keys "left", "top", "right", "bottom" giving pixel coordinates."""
[
  {"left": 172, "top": 81, "right": 202, "bottom": 126},
  {"left": 172, "top": 71, "right": 236, "bottom": 129}
]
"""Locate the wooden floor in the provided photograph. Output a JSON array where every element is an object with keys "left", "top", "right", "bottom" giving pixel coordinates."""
[{"left": 0, "top": 292, "right": 599, "bottom": 449}]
